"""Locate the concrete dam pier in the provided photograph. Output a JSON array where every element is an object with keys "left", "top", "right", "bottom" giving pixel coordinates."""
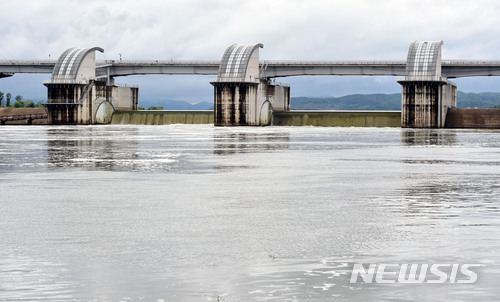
[
  {"left": 398, "top": 41, "right": 457, "bottom": 128},
  {"left": 44, "top": 47, "right": 138, "bottom": 124},
  {"left": 210, "top": 44, "right": 290, "bottom": 126}
]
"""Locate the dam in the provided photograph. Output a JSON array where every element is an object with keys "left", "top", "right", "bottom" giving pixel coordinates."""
[
  {"left": 110, "top": 110, "right": 401, "bottom": 127},
  {"left": 110, "top": 108, "right": 500, "bottom": 128},
  {"left": 111, "top": 110, "right": 214, "bottom": 125},
  {"left": 3, "top": 40, "right": 500, "bottom": 128}
]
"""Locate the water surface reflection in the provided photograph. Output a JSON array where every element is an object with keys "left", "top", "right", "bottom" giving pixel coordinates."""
[
  {"left": 401, "top": 129, "right": 457, "bottom": 146},
  {"left": 213, "top": 130, "right": 290, "bottom": 155},
  {"left": 0, "top": 125, "right": 499, "bottom": 301},
  {"left": 46, "top": 126, "right": 140, "bottom": 171}
]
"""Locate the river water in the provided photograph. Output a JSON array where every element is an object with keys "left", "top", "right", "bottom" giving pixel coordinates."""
[{"left": 0, "top": 125, "right": 499, "bottom": 301}]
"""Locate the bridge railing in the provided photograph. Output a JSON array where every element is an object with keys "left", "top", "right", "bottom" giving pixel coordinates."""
[
  {"left": 267, "top": 80, "right": 290, "bottom": 87},
  {"left": 43, "top": 79, "right": 89, "bottom": 85},
  {"left": 97, "top": 60, "right": 221, "bottom": 66},
  {"left": 0, "top": 60, "right": 56, "bottom": 65},
  {"left": 114, "top": 82, "right": 139, "bottom": 88},
  {"left": 398, "top": 76, "right": 448, "bottom": 82},
  {"left": 441, "top": 60, "right": 500, "bottom": 66},
  {"left": 209, "top": 77, "right": 261, "bottom": 84},
  {"left": 261, "top": 60, "right": 407, "bottom": 66}
]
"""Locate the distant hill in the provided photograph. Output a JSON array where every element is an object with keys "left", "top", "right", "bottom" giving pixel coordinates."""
[
  {"left": 137, "top": 92, "right": 500, "bottom": 111},
  {"left": 291, "top": 92, "right": 500, "bottom": 110},
  {"left": 456, "top": 92, "right": 500, "bottom": 108},
  {"left": 139, "top": 99, "right": 212, "bottom": 110},
  {"left": 292, "top": 94, "right": 401, "bottom": 110}
]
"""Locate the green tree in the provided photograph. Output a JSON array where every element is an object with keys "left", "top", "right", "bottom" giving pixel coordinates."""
[
  {"left": 6, "top": 93, "right": 11, "bottom": 107},
  {"left": 138, "top": 106, "right": 145, "bottom": 110},
  {"left": 15, "top": 95, "right": 22, "bottom": 103},
  {"left": 13, "top": 100, "right": 24, "bottom": 108},
  {"left": 24, "top": 100, "right": 35, "bottom": 108},
  {"left": 147, "top": 106, "right": 164, "bottom": 110},
  {"left": 34, "top": 102, "right": 44, "bottom": 108},
  {"left": 0, "top": 92, "right": 4, "bottom": 107}
]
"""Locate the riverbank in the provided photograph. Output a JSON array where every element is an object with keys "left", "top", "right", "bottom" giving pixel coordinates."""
[{"left": 0, "top": 108, "right": 48, "bottom": 125}]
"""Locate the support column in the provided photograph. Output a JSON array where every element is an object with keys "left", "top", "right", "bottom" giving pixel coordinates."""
[
  {"left": 213, "top": 82, "right": 256, "bottom": 126},
  {"left": 398, "top": 80, "right": 456, "bottom": 128}
]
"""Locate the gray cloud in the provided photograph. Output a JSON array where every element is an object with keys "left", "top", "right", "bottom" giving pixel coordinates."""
[{"left": 2, "top": 0, "right": 500, "bottom": 102}]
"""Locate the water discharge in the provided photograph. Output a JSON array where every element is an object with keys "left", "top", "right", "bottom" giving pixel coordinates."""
[{"left": 0, "top": 125, "right": 499, "bottom": 301}]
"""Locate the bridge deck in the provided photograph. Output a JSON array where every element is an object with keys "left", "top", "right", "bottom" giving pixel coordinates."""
[{"left": 3, "top": 59, "right": 500, "bottom": 78}]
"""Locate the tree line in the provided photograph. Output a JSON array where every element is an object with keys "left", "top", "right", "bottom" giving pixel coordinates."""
[
  {"left": 0, "top": 92, "right": 44, "bottom": 108},
  {"left": 1, "top": 93, "right": 161, "bottom": 110},
  {"left": 138, "top": 106, "right": 164, "bottom": 110}
]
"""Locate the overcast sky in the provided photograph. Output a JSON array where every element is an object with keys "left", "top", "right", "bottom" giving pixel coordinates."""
[{"left": 2, "top": 0, "right": 500, "bottom": 103}]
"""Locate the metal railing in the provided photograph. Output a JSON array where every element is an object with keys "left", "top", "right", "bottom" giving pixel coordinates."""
[
  {"left": 397, "top": 76, "right": 448, "bottom": 82},
  {"left": 261, "top": 60, "right": 408, "bottom": 66},
  {"left": 268, "top": 80, "right": 290, "bottom": 87},
  {"left": 5, "top": 59, "right": 500, "bottom": 68},
  {"left": 113, "top": 82, "right": 139, "bottom": 88},
  {"left": 0, "top": 60, "right": 56, "bottom": 65},
  {"left": 43, "top": 79, "right": 89, "bottom": 85},
  {"left": 45, "top": 99, "right": 83, "bottom": 105},
  {"left": 97, "top": 60, "right": 221, "bottom": 66},
  {"left": 210, "top": 77, "right": 260, "bottom": 84}
]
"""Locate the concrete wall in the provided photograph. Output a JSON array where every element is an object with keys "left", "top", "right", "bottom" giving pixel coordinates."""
[
  {"left": 259, "top": 81, "right": 290, "bottom": 111},
  {"left": 110, "top": 110, "right": 400, "bottom": 127},
  {"left": 245, "top": 48, "right": 260, "bottom": 82},
  {"left": 111, "top": 110, "right": 214, "bottom": 125},
  {"left": 273, "top": 111, "right": 401, "bottom": 127},
  {"left": 445, "top": 108, "right": 500, "bottom": 128},
  {"left": 110, "top": 86, "right": 139, "bottom": 111},
  {"left": 77, "top": 52, "right": 96, "bottom": 82},
  {"left": 439, "top": 82, "right": 457, "bottom": 127},
  {"left": 0, "top": 108, "right": 48, "bottom": 125}
]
